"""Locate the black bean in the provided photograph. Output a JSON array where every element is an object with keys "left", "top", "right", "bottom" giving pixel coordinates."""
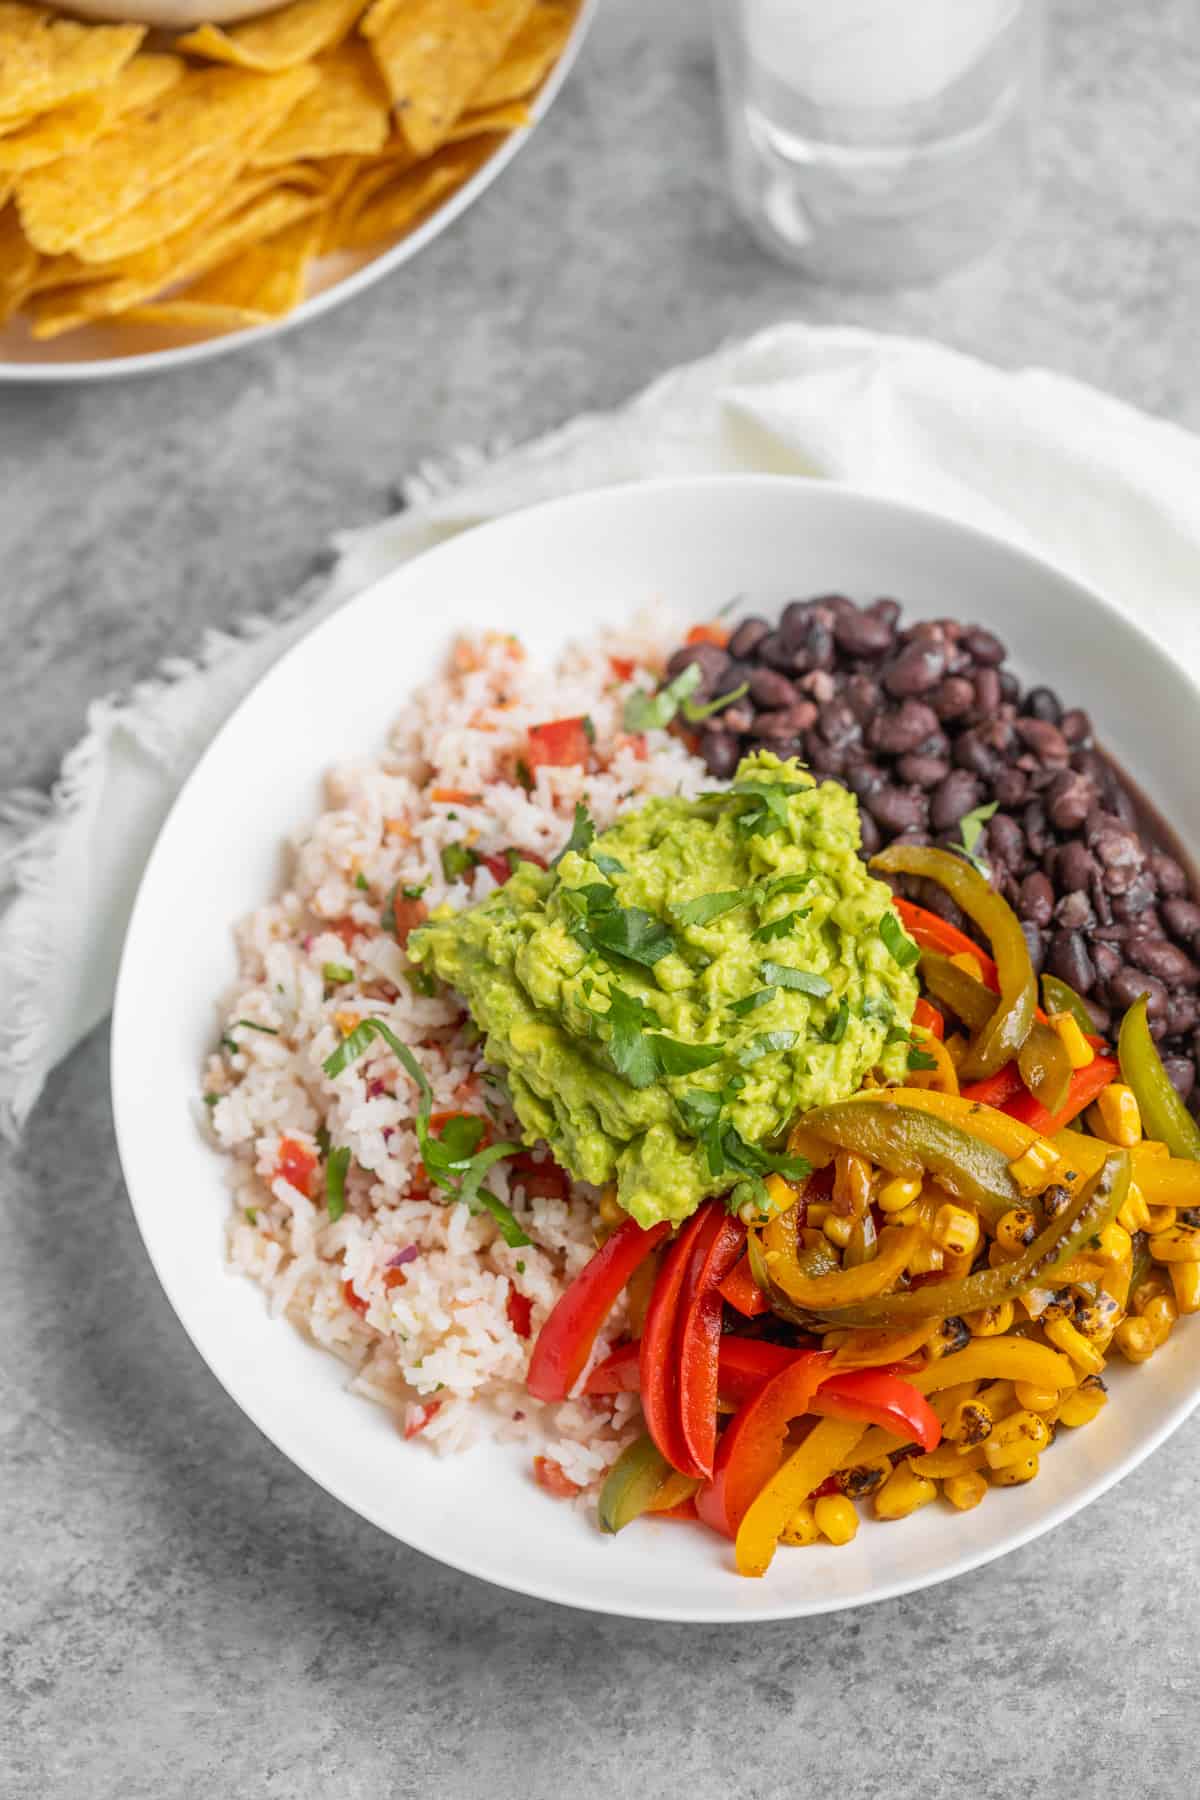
[
  {"left": 727, "top": 618, "right": 768, "bottom": 661},
  {"left": 858, "top": 809, "right": 881, "bottom": 855},
  {"left": 806, "top": 740, "right": 848, "bottom": 777},
  {"left": 1111, "top": 785, "right": 1138, "bottom": 829},
  {"left": 665, "top": 641, "right": 731, "bottom": 696},
  {"left": 747, "top": 667, "right": 798, "bottom": 710},
  {"left": 1092, "top": 940, "right": 1122, "bottom": 987},
  {"left": 790, "top": 618, "right": 836, "bottom": 674},
  {"left": 818, "top": 699, "right": 863, "bottom": 751},
  {"left": 986, "top": 813, "right": 1025, "bottom": 869},
  {"left": 953, "top": 730, "right": 1000, "bottom": 782},
  {"left": 867, "top": 699, "right": 940, "bottom": 756},
  {"left": 1109, "top": 966, "right": 1168, "bottom": 1030},
  {"left": 800, "top": 670, "right": 837, "bottom": 704},
  {"left": 1162, "top": 1057, "right": 1196, "bottom": 1102},
  {"left": 755, "top": 631, "right": 792, "bottom": 672},
  {"left": 1018, "top": 871, "right": 1055, "bottom": 928},
  {"left": 869, "top": 598, "right": 902, "bottom": 627},
  {"left": 1023, "top": 686, "right": 1062, "bottom": 725},
  {"left": 1073, "top": 749, "right": 1115, "bottom": 801},
  {"left": 868, "top": 785, "right": 930, "bottom": 835},
  {"left": 1048, "top": 929, "right": 1095, "bottom": 994},
  {"left": 757, "top": 705, "right": 817, "bottom": 740},
  {"left": 992, "top": 767, "right": 1029, "bottom": 808},
  {"left": 1014, "top": 717, "right": 1071, "bottom": 764},
  {"left": 969, "top": 667, "right": 1002, "bottom": 721},
  {"left": 1059, "top": 707, "right": 1092, "bottom": 747},
  {"left": 932, "top": 676, "right": 975, "bottom": 722},
  {"left": 1110, "top": 872, "right": 1158, "bottom": 921},
  {"left": 883, "top": 642, "right": 946, "bottom": 697},
  {"left": 1055, "top": 890, "right": 1095, "bottom": 932},
  {"left": 1023, "top": 799, "right": 1050, "bottom": 858},
  {"left": 1043, "top": 768, "right": 1096, "bottom": 833},
  {"left": 962, "top": 626, "right": 1006, "bottom": 665},
  {"left": 1021, "top": 922, "right": 1046, "bottom": 975},
  {"left": 699, "top": 728, "right": 740, "bottom": 779},
  {"left": 719, "top": 702, "right": 756, "bottom": 734},
  {"left": 1128, "top": 936, "right": 1200, "bottom": 988},
  {"left": 844, "top": 761, "right": 886, "bottom": 801},
  {"left": 1054, "top": 841, "right": 1096, "bottom": 892},
  {"left": 1084, "top": 999, "right": 1112, "bottom": 1037},
  {"left": 1149, "top": 849, "right": 1189, "bottom": 897},
  {"left": 998, "top": 670, "right": 1021, "bottom": 703},
  {"left": 1168, "top": 994, "right": 1200, "bottom": 1037},
  {"left": 913, "top": 883, "right": 968, "bottom": 932},
  {"left": 779, "top": 598, "right": 822, "bottom": 644},
  {"left": 1091, "top": 822, "right": 1146, "bottom": 895},
  {"left": 842, "top": 673, "right": 881, "bottom": 724},
  {"left": 1164, "top": 898, "right": 1200, "bottom": 945},
  {"left": 897, "top": 753, "right": 950, "bottom": 788},
  {"left": 929, "top": 769, "right": 983, "bottom": 834},
  {"left": 833, "top": 609, "right": 895, "bottom": 657}
]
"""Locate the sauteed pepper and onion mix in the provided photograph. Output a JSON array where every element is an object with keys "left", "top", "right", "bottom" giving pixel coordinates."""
[{"left": 520, "top": 835, "right": 1200, "bottom": 1579}]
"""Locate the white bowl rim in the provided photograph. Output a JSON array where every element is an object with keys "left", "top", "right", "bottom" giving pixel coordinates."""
[{"left": 111, "top": 473, "right": 1200, "bottom": 1621}]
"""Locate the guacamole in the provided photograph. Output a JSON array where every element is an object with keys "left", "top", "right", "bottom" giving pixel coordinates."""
[{"left": 411, "top": 753, "right": 919, "bottom": 1228}]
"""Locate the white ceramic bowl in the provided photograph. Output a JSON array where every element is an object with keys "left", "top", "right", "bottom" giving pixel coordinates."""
[{"left": 111, "top": 476, "right": 1200, "bottom": 1622}]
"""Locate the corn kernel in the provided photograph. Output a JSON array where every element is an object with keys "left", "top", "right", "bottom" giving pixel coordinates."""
[
  {"left": 1149, "top": 1224, "right": 1200, "bottom": 1264},
  {"left": 1043, "top": 1313, "right": 1106, "bottom": 1374},
  {"left": 333, "top": 1009, "right": 361, "bottom": 1037},
  {"left": 1093, "top": 1081, "right": 1142, "bottom": 1146},
  {"left": 966, "top": 1300, "right": 1014, "bottom": 1337},
  {"left": 874, "top": 1461, "right": 937, "bottom": 1521},
  {"left": 1170, "top": 1262, "right": 1200, "bottom": 1315},
  {"left": 1142, "top": 1292, "right": 1179, "bottom": 1345},
  {"left": 978, "top": 1379, "right": 1017, "bottom": 1418},
  {"left": 1056, "top": 1374, "right": 1108, "bottom": 1427},
  {"left": 1014, "top": 1381, "right": 1059, "bottom": 1413},
  {"left": 983, "top": 1410, "right": 1051, "bottom": 1470},
  {"left": 943, "top": 1249, "right": 976, "bottom": 1280},
  {"left": 944, "top": 1470, "right": 988, "bottom": 1511},
  {"left": 1131, "top": 1271, "right": 1168, "bottom": 1314},
  {"left": 946, "top": 1399, "right": 993, "bottom": 1446},
  {"left": 832, "top": 1152, "right": 872, "bottom": 1220},
  {"left": 1114, "top": 1316, "right": 1157, "bottom": 1363},
  {"left": 836, "top": 1458, "right": 892, "bottom": 1500},
  {"left": 598, "top": 1185, "right": 624, "bottom": 1227},
  {"left": 806, "top": 1202, "right": 831, "bottom": 1228},
  {"left": 1095, "top": 1221, "right": 1133, "bottom": 1265},
  {"left": 764, "top": 1172, "right": 799, "bottom": 1216},
  {"left": 878, "top": 1174, "right": 922, "bottom": 1214},
  {"left": 991, "top": 1453, "right": 1040, "bottom": 1487},
  {"left": 779, "top": 1502, "right": 819, "bottom": 1547},
  {"left": 823, "top": 1212, "right": 854, "bottom": 1249},
  {"left": 1144, "top": 1206, "right": 1176, "bottom": 1236},
  {"left": 1007, "top": 1140, "right": 1062, "bottom": 1197},
  {"left": 930, "top": 1202, "right": 981, "bottom": 1259},
  {"left": 814, "top": 1494, "right": 859, "bottom": 1546},
  {"left": 949, "top": 951, "right": 984, "bottom": 981},
  {"left": 1049, "top": 1011, "right": 1095, "bottom": 1071},
  {"left": 907, "top": 1238, "right": 944, "bottom": 1277},
  {"left": 995, "top": 1207, "right": 1038, "bottom": 1254},
  {"left": 911, "top": 1443, "right": 987, "bottom": 1478}
]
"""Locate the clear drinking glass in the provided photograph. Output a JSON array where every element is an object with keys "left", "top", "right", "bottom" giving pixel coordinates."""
[{"left": 711, "top": 0, "right": 1042, "bottom": 287}]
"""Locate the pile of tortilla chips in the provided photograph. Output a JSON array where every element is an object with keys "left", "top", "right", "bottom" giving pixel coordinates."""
[{"left": 0, "top": 0, "right": 576, "bottom": 340}]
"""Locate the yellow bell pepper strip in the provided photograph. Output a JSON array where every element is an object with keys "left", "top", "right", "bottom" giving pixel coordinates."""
[
  {"left": 905, "top": 1026, "right": 960, "bottom": 1096},
  {"left": 1017, "top": 1020, "right": 1074, "bottom": 1116},
  {"left": 753, "top": 1219, "right": 921, "bottom": 1312},
  {"left": 792, "top": 1151, "right": 1131, "bottom": 1328},
  {"left": 597, "top": 1434, "right": 678, "bottom": 1533},
  {"left": 841, "top": 1086, "right": 1047, "bottom": 1161},
  {"left": 873, "top": 846, "right": 1037, "bottom": 1080},
  {"left": 695, "top": 1349, "right": 832, "bottom": 1540},
  {"left": 1119, "top": 993, "right": 1200, "bottom": 1161},
  {"left": 1042, "top": 973, "right": 1099, "bottom": 1036},
  {"left": 800, "top": 1098, "right": 1027, "bottom": 1226},
  {"left": 827, "top": 1321, "right": 939, "bottom": 1369},
  {"left": 919, "top": 952, "right": 997, "bottom": 1032},
  {"left": 735, "top": 1417, "right": 867, "bottom": 1577},
  {"left": 906, "top": 1335, "right": 1075, "bottom": 1393}
]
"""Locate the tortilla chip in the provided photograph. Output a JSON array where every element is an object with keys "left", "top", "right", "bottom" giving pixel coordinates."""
[
  {"left": 0, "top": 54, "right": 183, "bottom": 174},
  {"left": 469, "top": 0, "right": 573, "bottom": 109},
  {"left": 117, "top": 299, "right": 271, "bottom": 332},
  {"left": 443, "top": 98, "right": 529, "bottom": 141},
  {"left": 361, "top": 0, "right": 535, "bottom": 156},
  {"left": 327, "top": 136, "right": 486, "bottom": 250},
  {"left": 127, "top": 211, "right": 321, "bottom": 328},
  {"left": 18, "top": 64, "right": 317, "bottom": 257},
  {"left": 0, "top": 5, "right": 143, "bottom": 121},
  {"left": 0, "top": 198, "right": 38, "bottom": 321},
  {"left": 252, "top": 43, "right": 389, "bottom": 165},
  {"left": 176, "top": 0, "right": 365, "bottom": 73}
]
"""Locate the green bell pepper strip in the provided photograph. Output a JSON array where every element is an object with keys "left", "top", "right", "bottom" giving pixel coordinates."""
[
  {"left": 598, "top": 1434, "right": 685, "bottom": 1533},
  {"left": 800, "top": 1098, "right": 1028, "bottom": 1227},
  {"left": 1017, "top": 1020, "right": 1074, "bottom": 1116},
  {"left": 873, "top": 846, "right": 1037, "bottom": 1080},
  {"left": 789, "top": 1149, "right": 1131, "bottom": 1329},
  {"left": 919, "top": 951, "right": 997, "bottom": 1032},
  {"left": 1042, "top": 973, "right": 1098, "bottom": 1036},
  {"left": 1118, "top": 993, "right": 1200, "bottom": 1161}
]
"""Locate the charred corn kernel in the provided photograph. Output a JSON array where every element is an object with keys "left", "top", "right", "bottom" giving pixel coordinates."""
[
  {"left": 1007, "top": 1140, "right": 1061, "bottom": 1197},
  {"left": 806, "top": 1202, "right": 832, "bottom": 1228},
  {"left": 1117, "top": 1180, "right": 1153, "bottom": 1236},
  {"left": 779, "top": 1502, "right": 819, "bottom": 1547},
  {"left": 950, "top": 951, "right": 984, "bottom": 981},
  {"left": 966, "top": 1301, "right": 1014, "bottom": 1337},
  {"left": 823, "top": 1212, "right": 854, "bottom": 1249},
  {"left": 943, "top": 1248, "right": 976, "bottom": 1280},
  {"left": 1170, "top": 1262, "right": 1200, "bottom": 1315},
  {"left": 1142, "top": 1292, "right": 1179, "bottom": 1344},
  {"left": 836, "top": 1458, "right": 892, "bottom": 1500},
  {"left": 912, "top": 1443, "right": 987, "bottom": 1478},
  {"left": 764, "top": 1172, "right": 799, "bottom": 1216},
  {"left": 944, "top": 1469, "right": 988, "bottom": 1510},
  {"left": 598, "top": 1185, "right": 624, "bottom": 1228},
  {"left": 907, "top": 1238, "right": 944, "bottom": 1277},
  {"left": 1095, "top": 1222, "right": 1133, "bottom": 1265},
  {"left": 874, "top": 1461, "right": 937, "bottom": 1521},
  {"left": 1014, "top": 1381, "right": 1060, "bottom": 1414},
  {"left": 1057, "top": 1375, "right": 1108, "bottom": 1427},
  {"left": 991, "top": 1453, "right": 1040, "bottom": 1487},
  {"left": 930, "top": 1381, "right": 980, "bottom": 1424},
  {"left": 1094, "top": 1081, "right": 1142, "bottom": 1147},
  {"left": 878, "top": 1174, "right": 922, "bottom": 1214},
  {"left": 946, "top": 1399, "right": 993, "bottom": 1446},
  {"left": 983, "top": 1410, "right": 1051, "bottom": 1470},
  {"left": 1114, "top": 1316, "right": 1157, "bottom": 1363},
  {"left": 1044, "top": 1314, "right": 1106, "bottom": 1374},
  {"left": 1132, "top": 1271, "right": 1169, "bottom": 1313},
  {"left": 833, "top": 1152, "right": 873, "bottom": 1220},
  {"left": 1149, "top": 1224, "right": 1200, "bottom": 1264},
  {"left": 814, "top": 1494, "right": 859, "bottom": 1546},
  {"left": 931, "top": 1202, "right": 981, "bottom": 1259},
  {"left": 995, "top": 1208, "right": 1038, "bottom": 1254},
  {"left": 1144, "top": 1206, "right": 1176, "bottom": 1236},
  {"left": 978, "top": 1380, "right": 1018, "bottom": 1418},
  {"left": 1049, "top": 1011, "right": 1095, "bottom": 1071}
]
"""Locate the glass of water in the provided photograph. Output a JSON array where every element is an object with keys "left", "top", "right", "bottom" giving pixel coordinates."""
[{"left": 711, "top": 0, "right": 1043, "bottom": 287}]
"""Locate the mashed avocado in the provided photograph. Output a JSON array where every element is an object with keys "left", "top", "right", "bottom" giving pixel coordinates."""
[{"left": 411, "top": 752, "right": 918, "bottom": 1228}]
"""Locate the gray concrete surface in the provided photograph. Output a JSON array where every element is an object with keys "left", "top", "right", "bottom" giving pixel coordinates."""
[{"left": 4, "top": 1, "right": 1200, "bottom": 1794}]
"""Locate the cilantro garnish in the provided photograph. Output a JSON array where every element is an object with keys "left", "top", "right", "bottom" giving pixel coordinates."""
[
  {"left": 680, "top": 682, "right": 749, "bottom": 723},
  {"left": 588, "top": 986, "right": 723, "bottom": 1087},
  {"left": 354, "top": 872, "right": 369, "bottom": 892},
  {"left": 880, "top": 910, "right": 920, "bottom": 969},
  {"left": 728, "top": 987, "right": 777, "bottom": 1018},
  {"left": 822, "top": 998, "right": 850, "bottom": 1044},
  {"left": 675, "top": 1080, "right": 810, "bottom": 1196},
  {"left": 564, "top": 880, "right": 676, "bottom": 968},
  {"left": 737, "top": 1030, "right": 799, "bottom": 1066},
  {"left": 751, "top": 908, "right": 810, "bottom": 944},
  {"left": 651, "top": 1035, "right": 726, "bottom": 1077},
  {"left": 515, "top": 759, "right": 534, "bottom": 792},
  {"left": 441, "top": 843, "right": 479, "bottom": 882},
  {"left": 221, "top": 1019, "right": 279, "bottom": 1050},
  {"left": 323, "top": 962, "right": 354, "bottom": 985},
  {"left": 326, "top": 1145, "right": 351, "bottom": 1222},
  {"left": 622, "top": 664, "right": 702, "bottom": 731},
  {"left": 760, "top": 961, "right": 832, "bottom": 997},
  {"left": 245, "top": 1207, "right": 258, "bottom": 1225},
  {"left": 908, "top": 1045, "right": 939, "bottom": 1072},
  {"left": 203, "top": 1092, "right": 219, "bottom": 1107},
  {"left": 672, "top": 890, "right": 748, "bottom": 927},
  {"left": 553, "top": 801, "right": 595, "bottom": 866},
  {"left": 402, "top": 882, "right": 428, "bottom": 901},
  {"left": 956, "top": 801, "right": 998, "bottom": 876}
]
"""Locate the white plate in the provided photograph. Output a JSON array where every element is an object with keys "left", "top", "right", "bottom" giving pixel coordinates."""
[
  {"left": 111, "top": 476, "right": 1200, "bottom": 1621},
  {"left": 0, "top": 0, "right": 595, "bottom": 383}
]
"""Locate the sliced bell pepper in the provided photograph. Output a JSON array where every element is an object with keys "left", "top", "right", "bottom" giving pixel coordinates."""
[
  {"left": 893, "top": 898, "right": 998, "bottom": 984},
  {"left": 919, "top": 952, "right": 997, "bottom": 1032},
  {"left": 676, "top": 1208, "right": 747, "bottom": 1479},
  {"left": 526, "top": 1214, "right": 670, "bottom": 1402},
  {"left": 525, "top": 716, "right": 593, "bottom": 770},
  {"left": 639, "top": 1202, "right": 719, "bottom": 1474},
  {"left": 811, "top": 1369, "right": 942, "bottom": 1452},
  {"left": 1042, "top": 973, "right": 1099, "bottom": 1036},
  {"left": 753, "top": 1218, "right": 920, "bottom": 1313},
  {"left": 734, "top": 1417, "right": 867, "bottom": 1577},
  {"left": 1017, "top": 1020, "right": 1074, "bottom": 1116},
  {"left": 718, "top": 1251, "right": 771, "bottom": 1317},
  {"left": 800, "top": 1098, "right": 1027, "bottom": 1225},
  {"left": 583, "top": 1339, "right": 641, "bottom": 1394},
  {"left": 877, "top": 849, "right": 1037, "bottom": 1079},
  {"left": 586, "top": 1333, "right": 803, "bottom": 1405},
  {"left": 906, "top": 1026, "right": 960, "bottom": 1097},
  {"left": 827, "top": 1320, "right": 938, "bottom": 1369},
  {"left": 906, "top": 1335, "right": 1074, "bottom": 1394},
  {"left": 959, "top": 1064, "right": 1027, "bottom": 1109},
  {"left": 913, "top": 997, "right": 945, "bottom": 1040},
  {"left": 1119, "top": 993, "right": 1200, "bottom": 1161},
  {"left": 694, "top": 1349, "right": 832, "bottom": 1539},
  {"left": 1004, "top": 1055, "right": 1118, "bottom": 1135},
  {"left": 597, "top": 1434, "right": 677, "bottom": 1533}
]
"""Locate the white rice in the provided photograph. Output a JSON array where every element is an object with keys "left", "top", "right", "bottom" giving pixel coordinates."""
[{"left": 204, "top": 624, "right": 709, "bottom": 1492}]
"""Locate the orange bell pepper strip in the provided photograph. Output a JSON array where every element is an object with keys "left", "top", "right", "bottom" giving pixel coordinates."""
[
  {"left": 718, "top": 1251, "right": 771, "bottom": 1317},
  {"left": 913, "top": 997, "right": 945, "bottom": 1040},
  {"left": 526, "top": 1214, "right": 670, "bottom": 1401},
  {"left": 1004, "top": 1055, "right": 1118, "bottom": 1135}
]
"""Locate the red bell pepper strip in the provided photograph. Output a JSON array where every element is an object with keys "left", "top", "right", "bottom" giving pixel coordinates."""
[
  {"left": 893, "top": 898, "right": 999, "bottom": 986},
  {"left": 913, "top": 997, "right": 945, "bottom": 1041},
  {"left": 526, "top": 1215, "right": 670, "bottom": 1402},
  {"left": 586, "top": 1334, "right": 802, "bottom": 1403},
  {"left": 1003, "top": 1054, "right": 1119, "bottom": 1136},
  {"left": 525, "top": 717, "right": 592, "bottom": 770},
  {"left": 960, "top": 1063, "right": 1027, "bottom": 1109},
  {"left": 694, "top": 1350, "right": 832, "bottom": 1539},
  {"left": 810, "top": 1369, "right": 942, "bottom": 1453},
  {"left": 717, "top": 1252, "right": 771, "bottom": 1318},
  {"left": 676, "top": 1209, "right": 747, "bottom": 1479},
  {"left": 685, "top": 622, "right": 729, "bottom": 648},
  {"left": 584, "top": 1338, "right": 641, "bottom": 1395},
  {"left": 639, "top": 1203, "right": 721, "bottom": 1474}
]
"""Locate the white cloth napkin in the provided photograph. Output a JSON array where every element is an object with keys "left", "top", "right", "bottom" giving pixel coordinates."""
[{"left": 4, "top": 321, "right": 1200, "bottom": 1138}]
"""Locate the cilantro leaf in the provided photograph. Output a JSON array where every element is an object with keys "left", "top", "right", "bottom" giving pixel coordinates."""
[
  {"left": 354, "top": 872, "right": 369, "bottom": 892},
  {"left": 589, "top": 904, "right": 677, "bottom": 968},
  {"left": 326, "top": 1146, "right": 351, "bottom": 1222},
  {"left": 956, "top": 800, "right": 999, "bottom": 876},
  {"left": 822, "top": 998, "right": 850, "bottom": 1044},
  {"left": 751, "top": 908, "right": 810, "bottom": 944},
  {"left": 760, "top": 961, "right": 833, "bottom": 997},
  {"left": 908, "top": 1045, "right": 939, "bottom": 1072},
  {"left": 648, "top": 1035, "right": 726, "bottom": 1077},
  {"left": 232, "top": 1019, "right": 278, "bottom": 1036},
  {"left": 597, "top": 987, "right": 662, "bottom": 1089},
  {"left": 880, "top": 910, "right": 920, "bottom": 969},
  {"left": 680, "top": 681, "right": 750, "bottom": 723},
  {"left": 552, "top": 801, "right": 595, "bottom": 868},
  {"left": 736, "top": 1030, "right": 800, "bottom": 1066},
  {"left": 672, "top": 889, "right": 752, "bottom": 927},
  {"left": 728, "top": 987, "right": 777, "bottom": 1018},
  {"left": 623, "top": 663, "right": 703, "bottom": 731},
  {"left": 441, "top": 842, "right": 479, "bottom": 881}
]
